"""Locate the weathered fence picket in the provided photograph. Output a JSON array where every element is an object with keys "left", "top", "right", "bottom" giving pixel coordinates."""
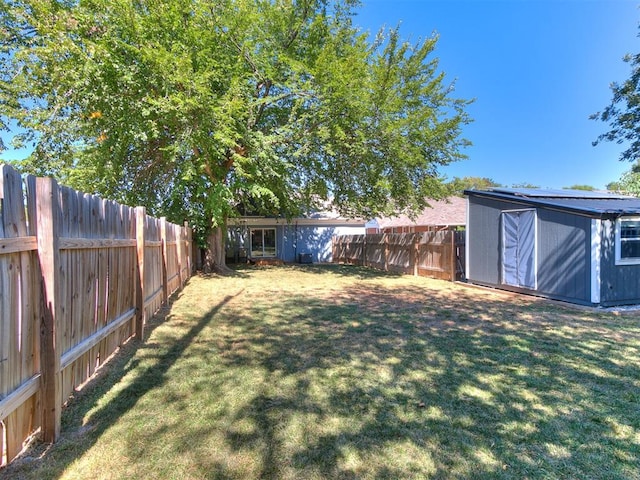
[
  {"left": 0, "top": 165, "right": 192, "bottom": 466},
  {"left": 0, "top": 165, "right": 39, "bottom": 464}
]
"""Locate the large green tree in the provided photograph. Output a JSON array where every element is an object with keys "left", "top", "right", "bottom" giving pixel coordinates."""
[
  {"left": 592, "top": 27, "right": 640, "bottom": 163},
  {"left": 1, "top": 0, "right": 472, "bottom": 271}
]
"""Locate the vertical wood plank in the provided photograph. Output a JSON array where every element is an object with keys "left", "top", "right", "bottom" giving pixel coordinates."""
[
  {"left": 363, "top": 235, "right": 367, "bottom": 268},
  {"left": 160, "top": 217, "right": 168, "bottom": 303},
  {"left": 1, "top": 418, "right": 5, "bottom": 466},
  {"left": 25, "top": 175, "right": 40, "bottom": 383},
  {"left": 383, "top": 234, "right": 389, "bottom": 272},
  {"left": 127, "top": 206, "right": 136, "bottom": 334},
  {"left": 413, "top": 234, "right": 419, "bottom": 276},
  {"left": 5, "top": 397, "right": 34, "bottom": 463},
  {"left": 36, "top": 176, "right": 61, "bottom": 443},
  {"left": 176, "top": 222, "right": 184, "bottom": 288},
  {"left": 0, "top": 167, "right": 11, "bottom": 445},
  {"left": 450, "top": 230, "right": 456, "bottom": 282},
  {"left": 135, "top": 207, "right": 145, "bottom": 341},
  {"left": 0, "top": 243, "right": 10, "bottom": 405},
  {"left": 185, "top": 222, "right": 192, "bottom": 277}
]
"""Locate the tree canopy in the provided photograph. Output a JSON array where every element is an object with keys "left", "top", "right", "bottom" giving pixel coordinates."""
[
  {"left": 447, "top": 176, "right": 501, "bottom": 195},
  {"left": 562, "top": 184, "right": 596, "bottom": 191},
  {"left": 1, "top": 0, "right": 472, "bottom": 267},
  {"left": 606, "top": 162, "right": 640, "bottom": 196},
  {"left": 592, "top": 26, "right": 640, "bottom": 163}
]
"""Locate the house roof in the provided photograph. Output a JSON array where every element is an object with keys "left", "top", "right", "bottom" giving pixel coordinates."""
[
  {"left": 465, "top": 188, "right": 640, "bottom": 217},
  {"left": 227, "top": 207, "right": 366, "bottom": 227},
  {"left": 375, "top": 196, "right": 467, "bottom": 228}
]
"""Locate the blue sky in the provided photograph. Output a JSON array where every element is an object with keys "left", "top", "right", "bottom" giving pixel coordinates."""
[
  {"left": 355, "top": 0, "right": 640, "bottom": 189},
  {"left": 1, "top": 0, "right": 638, "bottom": 190}
]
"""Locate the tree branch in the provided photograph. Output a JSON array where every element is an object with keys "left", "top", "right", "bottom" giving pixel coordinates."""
[{"left": 283, "top": 1, "right": 311, "bottom": 50}]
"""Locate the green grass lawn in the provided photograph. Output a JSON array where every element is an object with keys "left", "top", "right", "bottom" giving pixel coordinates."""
[{"left": 2, "top": 265, "right": 639, "bottom": 479}]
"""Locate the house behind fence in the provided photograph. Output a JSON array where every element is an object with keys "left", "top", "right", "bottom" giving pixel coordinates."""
[
  {"left": 0, "top": 164, "right": 192, "bottom": 467},
  {"left": 367, "top": 197, "right": 467, "bottom": 234}
]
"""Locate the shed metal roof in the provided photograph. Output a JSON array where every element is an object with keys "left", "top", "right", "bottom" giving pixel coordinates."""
[
  {"left": 465, "top": 188, "right": 640, "bottom": 217},
  {"left": 489, "top": 188, "right": 634, "bottom": 199}
]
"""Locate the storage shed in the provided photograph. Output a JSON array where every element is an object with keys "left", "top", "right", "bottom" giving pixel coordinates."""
[{"left": 465, "top": 188, "right": 640, "bottom": 306}]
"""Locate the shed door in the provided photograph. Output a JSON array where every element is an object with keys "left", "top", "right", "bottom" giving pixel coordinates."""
[{"left": 502, "top": 209, "right": 536, "bottom": 289}]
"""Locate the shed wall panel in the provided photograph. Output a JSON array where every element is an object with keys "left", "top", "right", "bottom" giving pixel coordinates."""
[
  {"left": 535, "top": 209, "right": 590, "bottom": 303},
  {"left": 467, "top": 196, "right": 516, "bottom": 284}
]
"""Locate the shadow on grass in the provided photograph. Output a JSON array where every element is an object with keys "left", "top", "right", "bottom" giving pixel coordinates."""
[
  {"left": 215, "top": 282, "right": 640, "bottom": 479},
  {"left": 231, "top": 262, "right": 404, "bottom": 280},
  {"left": 2, "top": 269, "right": 638, "bottom": 479},
  {"left": 0, "top": 290, "right": 241, "bottom": 480}
]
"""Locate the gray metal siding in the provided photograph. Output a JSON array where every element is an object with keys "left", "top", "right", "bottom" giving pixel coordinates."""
[
  {"left": 468, "top": 195, "right": 592, "bottom": 304},
  {"left": 535, "top": 209, "right": 590, "bottom": 303},
  {"left": 467, "top": 196, "right": 512, "bottom": 285},
  {"left": 468, "top": 191, "right": 640, "bottom": 306},
  {"left": 599, "top": 220, "right": 640, "bottom": 305}
]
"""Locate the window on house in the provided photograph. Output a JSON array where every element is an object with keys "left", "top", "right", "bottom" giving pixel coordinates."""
[
  {"left": 615, "top": 218, "right": 640, "bottom": 265},
  {"left": 250, "top": 228, "right": 276, "bottom": 257}
]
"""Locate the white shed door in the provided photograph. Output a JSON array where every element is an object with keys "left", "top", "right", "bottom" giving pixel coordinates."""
[{"left": 501, "top": 210, "right": 536, "bottom": 289}]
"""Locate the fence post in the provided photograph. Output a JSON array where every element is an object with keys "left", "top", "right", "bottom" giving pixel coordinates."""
[
  {"left": 160, "top": 217, "right": 168, "bottom": 303},
  {"left": 36, "top": 176, "right": 62, "bottom": 443},
  {"left": 135, "top": 207, "right": 146, "bottom": 341},
  {"left": 184, "top": 221, "right": 192, "bottom": 275},
  {"left": 413, "top": 233, "right": 419, "bottom": 276},
  {"left": 176, "top": 223, "right": 184, "bottom": 288},
  {"left": 450, "top": 230, "right": 456, "bottom": 282},
  {"left": 345, "top": 238, "right": 350, "bottom": 264},
  {"left": 363, "top": 235, "right": 367, "bottom": 267},
  {"left": 384, "top": 234, "right": 389, "bottom": 272}
]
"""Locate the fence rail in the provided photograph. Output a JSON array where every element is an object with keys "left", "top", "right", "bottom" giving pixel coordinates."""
[
  {"left": 0, "top": 164, "right": 192, "bottom": 466},
  {"left": 332, "top": 231, "right": 465, "bottom": 281}
]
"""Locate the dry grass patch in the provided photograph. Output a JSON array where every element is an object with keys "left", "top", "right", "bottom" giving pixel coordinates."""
[{"left": 2, "top": 264, "right": 639, "bottom": 479}]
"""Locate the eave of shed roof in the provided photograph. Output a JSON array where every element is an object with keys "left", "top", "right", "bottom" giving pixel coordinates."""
[
  {"left": 488, "top": 187, "right": 633, "bottom": 199},
  {"left": 464, "top": 189, "right": 640, "bottom": 217}
]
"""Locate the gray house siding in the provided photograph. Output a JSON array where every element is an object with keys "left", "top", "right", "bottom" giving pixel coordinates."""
[
  {"left": 295, "top": 225, "right": 341, "bottom": 262},
  {"left": 599, "top": 219, "right": 640, "bottom": 306},
  {"left": 227, "top": 221, "right": 365, "bottom": 263},
  {"left": 278, "top": 224, "right": 342, "bottom": 263}
]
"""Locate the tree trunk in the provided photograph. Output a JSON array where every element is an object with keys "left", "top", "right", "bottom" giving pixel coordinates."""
[{"left": 203, "top": 225, "right": 234, "bottom": 274}]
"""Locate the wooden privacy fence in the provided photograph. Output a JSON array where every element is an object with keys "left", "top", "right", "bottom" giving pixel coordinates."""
[
  {"left": 332, "top": 231, "right": 465, "bottom": 281},
  {"left": 0, "top": 164, "right": 192, "bottom": 466}
]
